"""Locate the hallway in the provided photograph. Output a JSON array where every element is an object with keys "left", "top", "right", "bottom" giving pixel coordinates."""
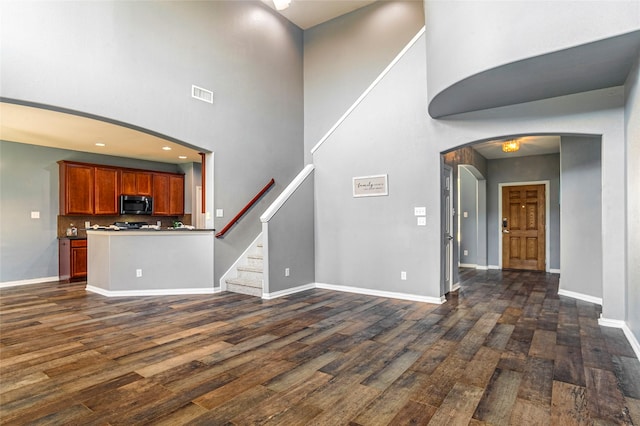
[{"left": 1, "top": 270, "right": 639, "bottom": 424}]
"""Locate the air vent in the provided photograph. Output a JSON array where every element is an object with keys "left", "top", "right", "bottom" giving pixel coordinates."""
[{"left": 192, "top": 85, "right": 213, "bottom": 104}]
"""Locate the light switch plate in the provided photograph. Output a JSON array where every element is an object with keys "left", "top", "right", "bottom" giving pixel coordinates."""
[
  {"left": 417, "top": 217, "right": 426, "bottom": 226},
  {"left": 216, "top": 209, "right": 224, "bottom": 218},
  {"left": 463, "top": 211, "right": 468, "bottom": 218},
  {"left": 414, "top": 207, "right": 426, "bottom": 216},
  {"left": 30, "top": 211, "right": 40, "bottom": 219}
]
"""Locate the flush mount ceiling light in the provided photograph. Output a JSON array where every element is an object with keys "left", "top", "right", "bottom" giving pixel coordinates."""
[
  {"left": 502, "top": 139, "right": 520, "bottom": 153},
  {"left": 95, "top": 142, "right": 106, "bottom": 147},
  {"left": 273, "top": 0, "right": 291, "bottom": 10},
  {"left": 178, "top": 155, "right": 187, "bottom": 159},
  {"left": 162, "top": 146, "right": 172, "bottom": 151}
]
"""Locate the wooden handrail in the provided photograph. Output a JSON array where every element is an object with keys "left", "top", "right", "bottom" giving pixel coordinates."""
[{"left": 215, "top": 178, "right": 275, "bottom": 238}]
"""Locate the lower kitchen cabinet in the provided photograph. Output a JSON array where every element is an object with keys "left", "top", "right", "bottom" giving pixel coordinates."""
[{"left": 59, "top": 238, "right": 87, "bottom": 281}]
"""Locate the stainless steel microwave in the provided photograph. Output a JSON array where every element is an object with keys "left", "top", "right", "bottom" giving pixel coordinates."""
[{"left": 120, "top": 195, "right": 153, "bottom": 215}]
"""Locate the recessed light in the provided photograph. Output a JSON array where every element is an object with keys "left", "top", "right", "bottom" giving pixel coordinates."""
[
  {"left": 95, "top": 142, "right": 106, "bottom": 147},
  {"left": 178, "top": 155, "right": 187, "bottom": 159},
  {"left": 162, "top": 146, "right": 172, "bottom": 151}
]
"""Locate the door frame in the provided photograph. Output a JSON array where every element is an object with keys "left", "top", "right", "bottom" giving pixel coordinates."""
[
  {"left": 498, "top": 180, "right": 550, "bottom": 272},
  {"left": 442, "top": 164, "right": 455, "bottom": 294}
]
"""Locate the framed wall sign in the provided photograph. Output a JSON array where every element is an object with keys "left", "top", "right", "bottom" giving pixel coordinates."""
[{"left": 353, "top": 174, "right": 388, "bottom": 198}]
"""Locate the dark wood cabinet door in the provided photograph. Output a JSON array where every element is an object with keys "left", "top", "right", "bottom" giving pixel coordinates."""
[
  {"left": 94, "top": 167, "right": 119, "bottom": 215},
  {"left": 71, "top": 245, "right": 88, "bottom": 279},
  {"left": 169, "top": 175, "right": 185, "bottom": 215},
  {"left": 153, "top": 174, "right": 170, "bottom": 215},
  {"left": 136, "top": 172, "right": 153, "bottom": 196},
  {"left": 62, "top": 163, "right": 94, "bottom": 215},
  {"left": 122, "top": 171, "right": 153, "bottom": 196},
  {"left": 121, "top": 171, "right": 137, "bottom": 195}
]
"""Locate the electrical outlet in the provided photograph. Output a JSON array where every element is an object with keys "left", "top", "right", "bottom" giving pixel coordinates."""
[
  {"left": 285, "top": 268, "right": 290, "bottom": 277},
  {"left": 216, "top": 209, "right": 224, "bottom": 218},
  {"left": 136, "top": 269, "right": 143, "bottom": 278},
  {"left": 417, "top": 217, "right": 426, "bottom": 226},
  {"left": 401, "top": 271, "right": 407, "bottom": 280},
  {"left": 463, "top": 250, "right": 468, "bottom": 256}
]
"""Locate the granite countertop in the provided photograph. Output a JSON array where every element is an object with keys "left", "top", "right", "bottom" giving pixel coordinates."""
[{"left": 58, "top": 236, "right": 87, "bottom": 240}]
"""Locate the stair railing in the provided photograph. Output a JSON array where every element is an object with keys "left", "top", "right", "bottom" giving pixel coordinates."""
[{"left": 215, "top": 178, "right": 275, "bottom": 238}]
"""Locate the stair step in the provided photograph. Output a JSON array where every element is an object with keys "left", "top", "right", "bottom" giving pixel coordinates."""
[
  {"left": 226, "top": 277, "right": 262, "bottom": 289},
  {"left": 226, "top": 282, "right": 262, "bottom": 297},
  {"left": 238, "top": 265, "right": 262, "bottom": 274}
]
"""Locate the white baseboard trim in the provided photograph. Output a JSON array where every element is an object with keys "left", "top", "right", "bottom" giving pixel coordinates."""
[
  {"left": 315, "top": 282, "right": 445, "bottom": 304},
  {"left": 219, "top": 232, "right": 263, "bottom": 291},
  {"left": 549, "top": 269, "right": 561, "bottom": 274},
  {"left": 488, "top": 265, "right": 501, "bottom": 270},
  {"left": 86, "top": 285, "right": 220, "bottom": 297},
  {"left": 451, "top": 283, "right": 461, "bottom": 292},
  {"left": 262, "top": 283, "right": 316, "bottom": 300},
  {"left": 0, "top": 276, "right": 59, "bottom": 289},
  {"left": 476, "top": 265, "right": 488, "bottom": 270},
  {"left": 557, "top": 289, "right": 603, "bottom": 305},
  {"left": 459, "top": 263, "right": 476, "bottom": 268},
  {"left": 598, "top": 316, "right": 640, "bottom": 360}
]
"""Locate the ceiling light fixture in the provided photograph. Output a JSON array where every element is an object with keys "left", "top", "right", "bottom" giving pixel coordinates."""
[
  {"left": 95, "top": 142, "right": 106, "bottom": 147},
  {"left": 178, "top": 155, "right": 187, "bottom": 159},
  {"left": 162, "top": 146, "right": 172, "bottom": 151},
  {"left": 502, "top": 139, "right": 520, "bottom": 153},
  {"left": 273, "top": 0, "right": 291, "bottom": 11}
]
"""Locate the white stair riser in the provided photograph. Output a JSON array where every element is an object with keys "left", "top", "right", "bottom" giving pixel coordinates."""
[
  {"left": 227, "top": 283, "right": 262, "bottom": 297},
  {"left": 238, "top": 269, "right": 263, "bottom": 280},
  {"left": 247, "top": 257, "right": 263, "bottom": 268}
]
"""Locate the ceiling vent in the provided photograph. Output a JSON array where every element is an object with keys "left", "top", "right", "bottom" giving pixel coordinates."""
[{"left": 192, "top": 85, "right": 213, "bottom": 104}]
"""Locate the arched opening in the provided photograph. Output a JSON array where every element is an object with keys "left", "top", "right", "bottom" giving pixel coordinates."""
[{"left": 441, "top": 134, "right": 603, "bottom": 305}]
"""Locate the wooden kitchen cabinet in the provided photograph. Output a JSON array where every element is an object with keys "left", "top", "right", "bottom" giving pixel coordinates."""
[
  {"left": 59, "top": 162, "right": 94, "bottom": 215},
  {"left": 94, "top": 167, "right": 119, "bottom": 215},
  {"left": 60, "top": 161, "right": 184, "bottom": 217},
  {"left": 121, "top": 170, "right": 152, "bottom": 196},
  {"left": 59, "top": 238, "right": 87, "bottom": 281},
  {"left": 152, "top": 173, "right": 170, "bottom": 215},
  {"left": 153, "top": 173, "right": 184, "bottom": 216},
  {"left": 169, "top": 174, "right": 185, "bottom": 215}
]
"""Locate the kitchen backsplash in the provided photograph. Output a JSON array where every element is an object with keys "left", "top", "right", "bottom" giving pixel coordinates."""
[{"left": 58, "top": 214, "right": 192, "bottom": 238}]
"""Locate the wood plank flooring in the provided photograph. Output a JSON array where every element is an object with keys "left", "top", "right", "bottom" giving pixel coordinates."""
[{"left": 1, "top": 269, "right": 639, "bottom": 425}]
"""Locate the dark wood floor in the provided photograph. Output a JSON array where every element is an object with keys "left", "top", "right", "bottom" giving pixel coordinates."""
[{"left": 1, "top": 269, "right": 639, "bottom": 425}]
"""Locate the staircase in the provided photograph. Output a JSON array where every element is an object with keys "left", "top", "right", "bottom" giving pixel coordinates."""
[{"left": 225, "top": 242, "right": 263, "bottom": 297}]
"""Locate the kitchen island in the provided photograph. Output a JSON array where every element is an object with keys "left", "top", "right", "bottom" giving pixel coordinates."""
[{"left": 86, "top": 229, "right": 216, "bottom": 296}]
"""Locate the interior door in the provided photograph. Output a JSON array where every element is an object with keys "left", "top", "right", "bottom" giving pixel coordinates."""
[
  {"left": 502, "top": 184, "right": 545, "bottom": 271},
  {"left": 443, "top": 165, "right": 454, "bottom": 292}
]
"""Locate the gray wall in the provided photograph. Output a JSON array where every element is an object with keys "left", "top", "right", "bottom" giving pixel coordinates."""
[
  {"left": 625, "top": 54, "right": 640, "bottom": 344},
  {"left": 0, "top": 140, "right": 183, "bottom": 283},
  {"left": 303, "top": 0, "right": 424, "bottom": 163},
  {"left": 560, "top": 136, "right": 602, "bottom": 298},
  {"left": 266, "top": 171, "right": 315, "bottom": 293},
  {"left": 314, "top": 34, "right": 436, "bottom": 298},
  {"left": 459, "top": 166, "right": 478, "bottom": 266},
  {"left": 487, "top": 154, "right": 561, "bottom": 270},
  {"left": 1, "top": 1, "right": 304, "bottom": 285}
]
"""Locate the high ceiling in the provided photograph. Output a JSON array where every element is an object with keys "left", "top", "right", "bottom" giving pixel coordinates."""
[{"left": 261, "top": 0, "right": 378, "bottom": 29}]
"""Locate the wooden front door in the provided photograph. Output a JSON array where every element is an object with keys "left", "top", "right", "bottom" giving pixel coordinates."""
[{"left": 502, "top": 184, "right": 545, "bottom": 271}]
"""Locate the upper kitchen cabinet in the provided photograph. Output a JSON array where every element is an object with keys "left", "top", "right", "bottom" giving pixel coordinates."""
[
  {"left": 121, "top": 170, "right": 152, "bottom": 196},
  {"left": 152, "top": 173, "right": 184, "bottom": 216},
  {"left": 169, "top": 174, "right": 185, "bottom": 216},
  {"left": 60, "top": 161, "right": 184, "bottom": 217},
  {"left": 60, "top": 161, "right": 119, "bottom": 215},
  {"left": 94, "top": 167, "right": 120, "bottom": 215},
  {"left": 59, "top": 162, "right": 94, "bottom": 215}
]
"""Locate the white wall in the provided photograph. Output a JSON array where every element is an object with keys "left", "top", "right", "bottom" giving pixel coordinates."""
[
  {"left": 425, "top": 0, "right": 640, "bottom": 108},
  {"left": 560, "top": 136, "right": 603, "bottom": 300},
  {"left": 625, "top": 54, "right": 640, "bottom": 345},
  {"left": 1, "top": 1, "right": 304, "bottom": 285},
  {"left": 303, "top": 0, "right": 424, "bottom": 163},
  {"left": 313, "top": 34, "right": 439, "bottom": 300}
]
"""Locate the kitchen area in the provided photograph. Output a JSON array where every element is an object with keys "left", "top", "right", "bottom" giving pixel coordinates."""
[{"left": 57, "top": 159, "right": 215, "bottom": 295}]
